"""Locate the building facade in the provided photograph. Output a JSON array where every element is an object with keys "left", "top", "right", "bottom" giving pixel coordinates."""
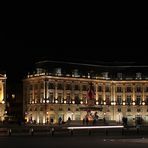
[
  {"left": 23, "top": 61, "right": 148, "bottom": 124},
  {"left": 0, "top": 73, "right": 6, "bottom": 121}
]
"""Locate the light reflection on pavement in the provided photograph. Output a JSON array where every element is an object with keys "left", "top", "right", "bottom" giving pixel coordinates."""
[{"left": 106, "top": 138, "right": 148, "bottom": 144}]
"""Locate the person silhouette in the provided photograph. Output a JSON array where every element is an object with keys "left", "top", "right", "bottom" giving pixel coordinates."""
[{"left": 58, "top": 117, "right": 62, "bottom": 125}]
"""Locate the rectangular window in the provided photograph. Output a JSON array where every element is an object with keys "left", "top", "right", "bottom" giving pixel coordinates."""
[
  {"left": 136, "top": 96, "right": 141, "bottom": 105},
  {"left": 49, "top": 92, "right": 54, "bottom": 103},
  {"left": 30, "top": 85, "right": 33, "bottom": 90},
  {"left": 145, "top": 87, "right": 148, "bottom": 92},
  {"left": 106, "top": 95, "right": 110, "bottom": 105},
  {"left": 118, "top": 108, "right": 121, "bottom": 112},
  {"left": 57, "top": 93, "right": 63, "bottom": 103},
  {"left": 74, "top": 85, "right": 79, "bottom": 90},
  {"left": 48, "top": 83, "right": 55, "bottom": 89},
  {"left": 34, "top": 84, "right": 38, "bottom": 90},
  {"left": 66, "top": 84, "right": 71, "bottom": 90},
  {"left": 98, "top": 85, "right": 102, "bottom": 92},
  {"left": 40, "top": 83, "right": 44, "bottom": 89},
  {"left": 136, "top": 86, "right": 141, "bottom": 92},
  {"left": 117, "top": 87, "right": 122, "bottom": 92},
  {"left": 57, "top": 83, "right": 63, "bottom": 90},
  {"left": 98, "top": 95, "right": 103, "bottom": 105},
  {"left": 74, "top": 94, "right": 80, "bottom": 104},
  {"left": 105, "top": 86, "right": 110, "bottom": 92},
  {"left": 146, "top": 96, "right": 148, "bottom": 105},
  {"left": 117, "top": 95, "right": 122, "bottom": 105},
  {"left": 126, "top": 95, "right": 131, "bottom": 105},
  {"left": 126, "top": 86, "right": 132, "bottom": 92},
  {"left": 82, "top": 85, "right": 87, "bottom": 91},
  {"left": 66, "top": 93, "right": 71, "bottom": 104},
  {"left": 127, "top": 108, "right": 131, "bottom": 112}
]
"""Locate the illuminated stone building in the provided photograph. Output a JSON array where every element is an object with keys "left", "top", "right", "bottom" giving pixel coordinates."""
[
  {"left": 0, "top": 73, "right": 6, "bottom": 121},
  {"left": 23, "top": 61, "right": 148, "bottom": 124}
]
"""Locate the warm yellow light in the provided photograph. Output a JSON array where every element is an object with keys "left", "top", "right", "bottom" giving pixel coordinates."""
[
  {"left": 2, "top": 100, "right": 5, "bottom": 104},
  {"left": 96, "top": 101, "right": 98, "bottom": 105},
  {"left": 12, "top": 94, "right": 15, "bottom": 99},
  {"left": 132, "top": 102, "right": 135, "bottom": 105}
]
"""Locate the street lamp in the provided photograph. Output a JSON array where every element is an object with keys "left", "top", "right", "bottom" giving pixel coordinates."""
[
  {"left": 104, "top": 112, "right": 106, "bottom": 117},
  {"left": 119, "top": 112, "right": 121, "bottom": 124},
  {"left": 44, "top": 78, "right": 48, "bottom": 124},
  {"left": 2, "top": 99, "right": 5, "bottom": 104}
]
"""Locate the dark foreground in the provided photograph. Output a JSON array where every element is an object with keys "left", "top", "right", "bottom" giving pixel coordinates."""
[{"left": 0, "top": 135, "right": 148, "bottom": 148}]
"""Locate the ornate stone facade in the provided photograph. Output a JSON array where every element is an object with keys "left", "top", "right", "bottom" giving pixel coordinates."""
[
  {"left": 23, "top": 61, "right": 148, "bottom": 124},
  {"left": 0, "top": 74, "right": 6, "bottom": 121}
]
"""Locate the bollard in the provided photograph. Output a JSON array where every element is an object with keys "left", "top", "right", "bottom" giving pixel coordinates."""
[
  {"left": 51, "top": 128, "right": 54, "bottom": 136},
  {"left": 30, "top": 128, "right": 34, "bottom": 136},
  {"left": 105, "top": 129, "right": 108, "bottom": 136},
  {"left": 70, "top": 129, "right": 73, "bottom": 136},
  {"left": 136, "top": 125, "right": 140, "bottom": 134},
  {"left": 88, "top": 129, "right": 91, "bottom": 136},
  {"left": 8, "top": 128, "right": 12, "bottom": 136},
  {"left": 122, "top": 128, "right": 124, "bottom": 135}
]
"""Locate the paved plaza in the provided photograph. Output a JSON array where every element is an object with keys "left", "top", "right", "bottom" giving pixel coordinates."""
[
  {"left": 1, "top": 123, "right": 148, "bottom": 148},
  {"left": 1, "top": 135, "right": 148, "bottom": 148}
]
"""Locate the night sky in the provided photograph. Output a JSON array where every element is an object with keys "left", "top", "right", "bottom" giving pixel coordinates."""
[{"left": 1, "top": 28, "right": 148, "bottom": 95}]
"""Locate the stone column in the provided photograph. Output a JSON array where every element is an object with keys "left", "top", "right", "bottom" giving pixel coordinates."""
[
  {"left": 95, "top": 83, "right": 98, "bottom": 101},
  {"left": 103, "top": 83, "right": 105, "bottom": 102}
]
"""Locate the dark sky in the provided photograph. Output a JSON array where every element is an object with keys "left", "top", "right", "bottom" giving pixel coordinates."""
[{"left": 1, "top": 27, "right": 148, "bottom": 93}]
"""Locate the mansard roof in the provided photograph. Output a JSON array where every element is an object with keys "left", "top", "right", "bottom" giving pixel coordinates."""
[{"left": 28, "top": 60, "right": 148, "bottom": 80}]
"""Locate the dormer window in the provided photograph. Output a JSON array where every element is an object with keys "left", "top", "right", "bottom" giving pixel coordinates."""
[
  {"left": 136, "top": 73, "right": 142, "bottom": 80},
  {"left": 117, "top": 73, "right": 122, "bottom": 80},
  {"left": 102, "top": 72, "right": 108, "bottom": 79},
  {"left": 55, "top": 68, "right": 62, "bottom": 76}
]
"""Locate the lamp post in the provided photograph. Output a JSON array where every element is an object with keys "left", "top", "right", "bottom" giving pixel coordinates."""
[
  {"left": 119, "top": 112, "right": 121, "bottom": 124},
  {"left": 44, "top": 78, "right": 48, "bottom": 124},
  {"left": 2, "top": 99, "right": 5, "bottom": 104}
]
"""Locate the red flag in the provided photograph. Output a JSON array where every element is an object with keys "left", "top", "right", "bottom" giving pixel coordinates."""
[{"left": 87, "top": 83, "right": 95, "bottom": 106}]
